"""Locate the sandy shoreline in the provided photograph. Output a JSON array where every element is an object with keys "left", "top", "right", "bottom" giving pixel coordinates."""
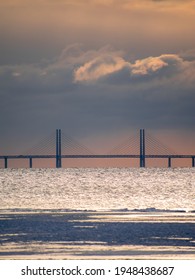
[{"left": 0, "top": 211, "right": 195, "bottom": 259}]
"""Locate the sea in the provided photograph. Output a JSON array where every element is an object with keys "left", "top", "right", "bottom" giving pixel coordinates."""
[
  {"left": 0, "top": 168, "right": 195, "bottom": 212},
  {"left": 0, "top": 168, "right": 195, "bottom": 259}
]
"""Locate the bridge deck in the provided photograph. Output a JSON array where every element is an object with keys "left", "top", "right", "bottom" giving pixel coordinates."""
[{"left": 0, "top": 154, "right": 195, "bottom": 159}]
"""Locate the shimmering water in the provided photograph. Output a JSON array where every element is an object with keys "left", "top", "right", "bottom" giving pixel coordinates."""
[
  {"left": 1, "top": 168, "right": 195, "bottom": 259},
  {"left": 0, "top": 168, "right": 195, "bottom": 212}
]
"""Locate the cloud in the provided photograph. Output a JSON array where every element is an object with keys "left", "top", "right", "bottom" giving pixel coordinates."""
[
  {"left": 74, "top": 50, "right": 188, "bottom": 82},
  {"left": 131, "top": 54, "right": 185, "bottom": 77},
  {"left": 0, "top": 45, "right": 194, "bottom": 91},
  {"left": 0, "top": 44, "right": 82, "bottom": 92},
  {"left": 1, "top": 0, "right": 195, "bottom": 66},
  {"left": 74, "top": 55, "right": 127, "bottom": 82},
  {"left": 131, "top": 56, "right": 168, "bottom": 76},
  {"left": 0, "top": 45, "right": 127, "bottom": 89},
  {"left": 123, "top": 0, "right": 195, "bottom": 10}
]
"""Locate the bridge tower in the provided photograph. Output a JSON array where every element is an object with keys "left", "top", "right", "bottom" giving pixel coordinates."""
[
  {"left": 140, "top": 129, "right": 145, "bottom": 167},
  {"left": 4, "top": 157, "right": 8, "bottom": 169},
  {"left": 56, "top": 129, "right": 62, "bottom": 168}
]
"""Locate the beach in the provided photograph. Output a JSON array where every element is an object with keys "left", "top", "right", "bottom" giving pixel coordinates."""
[{"left": 0, "top": 210, "right": 195, "bottom": 259}]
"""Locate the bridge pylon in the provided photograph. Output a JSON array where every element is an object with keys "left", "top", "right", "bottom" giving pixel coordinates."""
[
  {"left": 56, "top": 129, "right": 62, "bottom": 168},
  {"left": 140, "top": 129, "right": 145, "bottom": 167}
]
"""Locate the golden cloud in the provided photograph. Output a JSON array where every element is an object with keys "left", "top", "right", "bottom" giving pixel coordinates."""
[{"left": 74, "top": 52, "right": 185, "bottom": 82}]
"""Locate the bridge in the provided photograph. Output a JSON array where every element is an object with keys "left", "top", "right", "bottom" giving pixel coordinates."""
[{"left": 0, "top": 129, "right": 195, "bottom": 168}]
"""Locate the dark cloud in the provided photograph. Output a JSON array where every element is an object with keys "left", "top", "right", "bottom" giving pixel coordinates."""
[
  {"left": 0, "top": 45, "right": 195, "bottom": 153},
  {"left": 0, "top": 0, "right": 195, "bottom": 154},
  {"left": 1, "top": 0, "right": 195, "bottom": 65}
]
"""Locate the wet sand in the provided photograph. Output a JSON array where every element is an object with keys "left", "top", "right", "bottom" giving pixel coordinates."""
[{"left": 0, "top": 211, "right": 195, "bottom": 259}]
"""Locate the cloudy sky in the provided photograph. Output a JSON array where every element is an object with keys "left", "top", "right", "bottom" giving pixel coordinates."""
[{"left": 0, "top": 0, "right": 195, "bottom": 157}]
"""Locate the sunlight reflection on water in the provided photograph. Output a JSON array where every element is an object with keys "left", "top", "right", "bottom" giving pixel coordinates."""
[{"left": 0, "top": 168, "right": 195, "bottom": 212}]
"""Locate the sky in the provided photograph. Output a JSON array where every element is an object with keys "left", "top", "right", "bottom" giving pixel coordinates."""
[{"left": 0, "top": 0, "right": 195, "bottom": 162}]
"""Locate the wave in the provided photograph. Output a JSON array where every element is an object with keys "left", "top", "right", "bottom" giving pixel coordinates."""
[{"left": 0, "top": 207, "right": 195, "bottom": 214}]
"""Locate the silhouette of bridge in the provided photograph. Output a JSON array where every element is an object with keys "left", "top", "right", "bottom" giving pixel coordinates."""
[{"left": 0, "top": 129, "right": 195, "bottom": 168}]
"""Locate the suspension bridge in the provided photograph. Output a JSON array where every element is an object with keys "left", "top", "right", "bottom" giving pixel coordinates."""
[{"left": 0, "top": 129, "right": 195, "bottom": 168}]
